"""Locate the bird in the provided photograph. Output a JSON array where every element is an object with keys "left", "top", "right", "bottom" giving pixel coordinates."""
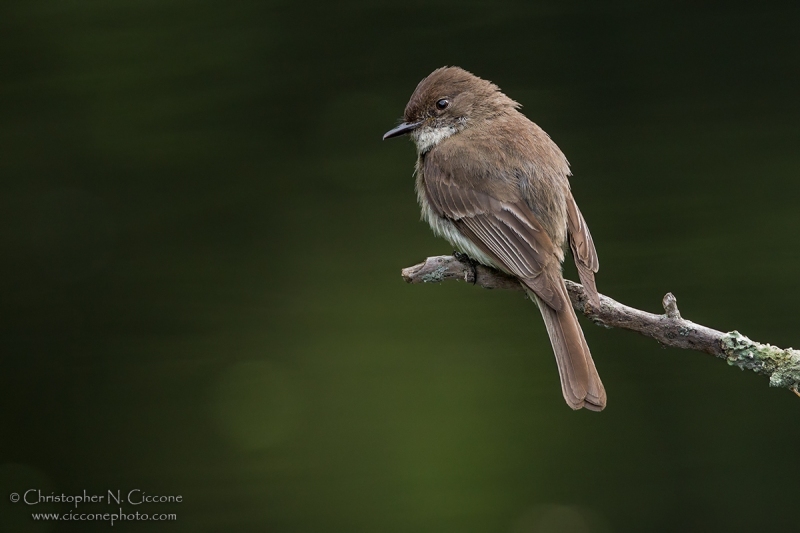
[{"left": 383, "top": 66, "right": 606, "bottom": 411}]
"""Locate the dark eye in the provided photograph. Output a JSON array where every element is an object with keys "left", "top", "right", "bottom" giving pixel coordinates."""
[{"left": 436, "top": 98, "right": 450, "bottom": 110}]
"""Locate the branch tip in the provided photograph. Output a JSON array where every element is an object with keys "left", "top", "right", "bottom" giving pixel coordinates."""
[{"left": 662, "top": 292, "right": 682, "bottom": 319}]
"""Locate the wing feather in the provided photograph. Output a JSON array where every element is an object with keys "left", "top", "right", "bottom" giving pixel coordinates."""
[
  {"left": 566, "top": 191, "right": 600, "bottom": 307},
  {"left": 422, "top": 154, "right": 563, "bottom": 310}
]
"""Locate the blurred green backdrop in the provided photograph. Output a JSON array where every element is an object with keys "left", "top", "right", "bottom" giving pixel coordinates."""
[{"left": 2, "top": 1, "right": 800, "bottom": 532}]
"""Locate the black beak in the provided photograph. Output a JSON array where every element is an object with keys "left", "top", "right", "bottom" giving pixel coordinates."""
[{"left": 382, "top": 121, "right": 422, "bottom": 140}]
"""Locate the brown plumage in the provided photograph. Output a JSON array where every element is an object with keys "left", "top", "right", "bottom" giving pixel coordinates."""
[{"left": 384, "top": 66, "right": 606, "bottom": 411}]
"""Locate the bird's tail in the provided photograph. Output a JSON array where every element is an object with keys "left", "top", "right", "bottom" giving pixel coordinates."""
[{"left": 528, "top": 281, "right": 606, "bottom": 411}]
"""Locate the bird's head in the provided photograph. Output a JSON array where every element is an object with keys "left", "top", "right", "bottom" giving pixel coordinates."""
[{"left": 383, "top": 66, "right": 520, "bottom": 153}]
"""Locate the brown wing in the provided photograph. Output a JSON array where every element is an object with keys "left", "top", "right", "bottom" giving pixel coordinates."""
[
  {"left": 422, "top": 154, "right": 564, "bottom": 310},
  {"left": 566, "top": 191, "right": 600, "bottom": 308}
]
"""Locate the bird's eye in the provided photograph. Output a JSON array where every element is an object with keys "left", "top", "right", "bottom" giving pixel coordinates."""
[{"left": 436, "top": 98, "right": 450, "bottom": 110}]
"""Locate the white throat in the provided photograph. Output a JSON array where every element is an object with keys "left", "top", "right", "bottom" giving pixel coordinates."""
[{"left": 412, "top": 125, "right": 457, "bottom": 154}]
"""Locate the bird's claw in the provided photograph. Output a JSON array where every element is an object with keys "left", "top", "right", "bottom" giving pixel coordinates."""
[{"left": 453, "top": 251, "right": 479, "bottom": 285}]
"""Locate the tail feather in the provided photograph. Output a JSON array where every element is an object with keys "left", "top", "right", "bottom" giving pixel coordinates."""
[{"left": 527, "top": 281, "right": 606, "bottom": 411}]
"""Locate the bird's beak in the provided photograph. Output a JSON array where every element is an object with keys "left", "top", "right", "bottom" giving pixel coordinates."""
[{"left": 382, "top": 121, "right": 422, "bottom": 140}]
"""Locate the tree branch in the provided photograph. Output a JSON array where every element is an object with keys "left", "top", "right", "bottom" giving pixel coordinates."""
[{"left": 401, "top": 255, "right": 800, "bottom": 396}]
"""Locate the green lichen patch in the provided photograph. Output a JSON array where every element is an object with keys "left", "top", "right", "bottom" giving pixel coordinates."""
[
  {"left": 720, "top": 331, "right": 800, "bottom": 389},
  {"left": 421, "top": 265, "right": 448, "bottom": 283}
]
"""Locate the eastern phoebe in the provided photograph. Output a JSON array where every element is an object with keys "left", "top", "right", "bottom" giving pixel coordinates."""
[{"left": 384, "top": 66, "right": 606, "bottom": 411}]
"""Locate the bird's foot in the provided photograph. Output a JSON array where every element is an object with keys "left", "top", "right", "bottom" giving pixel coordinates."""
[{"left": 453, "top": 250, "right": 479, "bottom": 285}]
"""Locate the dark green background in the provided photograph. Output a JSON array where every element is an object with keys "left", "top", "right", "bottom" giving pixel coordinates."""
[{"left": 2, "top": 1, "right": 799, "bottom": 532}]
